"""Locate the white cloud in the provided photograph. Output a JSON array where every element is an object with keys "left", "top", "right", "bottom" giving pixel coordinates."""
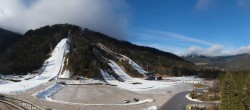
[
  {"left": 237, "top": 0, "right": 250, "bottom": 8},
  {"left": 159, "top": 31, "right": 214, "bottom": 46},
  {"left": 0, "top": 0, "right": 129, "bottom": 39},
  {"left": 132, "top": 30, "right": 250, "bottom": 57},
  {"left": 179, "top": 45, "right": 224, "bottom": 57},
  {"left": 181, "top": 45, "right": 250, "bottom": 57},
  {"left": 133, "top": 30, "right": 214, "bottom": 46},
  {"left": 184, "top": 46, "right": 204, "bottom": 55},
  {"left": 195, "top": 0, "right": 213, "bottom": 10},
  {"left": 223, "top": 45, "right": 250, "bottom": 55},
  {"left": 134, "top": 42, "right": 186, "bottom": 56}
]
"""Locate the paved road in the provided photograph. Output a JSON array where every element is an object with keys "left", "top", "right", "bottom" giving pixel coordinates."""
[
  {"left": 159, "top": 89, "right": 211, "bottom": 110},
  {"left": 158, "top": 91, "right": 191, "bottom": 110}
]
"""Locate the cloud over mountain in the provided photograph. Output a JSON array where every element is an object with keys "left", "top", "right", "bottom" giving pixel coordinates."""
[
  {"left": 183, "top": 45, "right": 250, "bottom": 57},
  {"left": 0, "top": 0, "right": 129, "bottom": 39}
]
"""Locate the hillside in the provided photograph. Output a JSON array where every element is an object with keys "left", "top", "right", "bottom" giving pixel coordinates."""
[
  {"left": 184, "top": 54, "right": 250, "bottom": 70},
  {"left": 0, "top": 28, "right": 22, "bottom": 54},
  {"left": 83, "top": 30, "right": 198, "bottom": 75},
  {"left": 0, "top": 24, "right": 81, "bottom": 74},
  {"left": 215, "top": 54, "right": 250, "bottom": 71},
  {"left": 0, "top": 24, "right": 222, "bottom": 78}
]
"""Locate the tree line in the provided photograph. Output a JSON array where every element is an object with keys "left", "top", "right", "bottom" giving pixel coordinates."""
[
  {"left": 220, "top": 71, "right": 250, "bottom": 110},
  {"left": 0, "top": 28, "right": 22, "bottom": 54},
  {"left": 0, "top": 24, "right": 223, "bottom": 79}
]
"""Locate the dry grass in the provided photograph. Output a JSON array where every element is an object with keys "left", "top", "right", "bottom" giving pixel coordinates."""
[{"left": 193, "top": 83, "right": 206, "bottom": 88}]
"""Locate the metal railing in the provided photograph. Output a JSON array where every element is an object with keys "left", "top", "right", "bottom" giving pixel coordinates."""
[{"left": 0, "top": 95, "right": 44, "bottom": 110}]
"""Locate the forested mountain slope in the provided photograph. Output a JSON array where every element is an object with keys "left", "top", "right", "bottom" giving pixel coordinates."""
[
  {"left": 0, "top": 24, "right": 222, "bottom": 78},
  {"left": 184, "top": 54, "right": 250, "bottom": 71},
  {"left": 0, "top": 28, "right": 22, "bottom": 54},
  {"left": 0, "top": 24, "right": 81, "bottom": 74}
]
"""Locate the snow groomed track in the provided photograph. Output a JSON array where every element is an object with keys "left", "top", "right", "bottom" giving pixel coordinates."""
[
  {"left": 94, "top": 43, "right": 177, "bottom": 91},
  {"left": 96, "top": 43, "right": 149, "bottom": 75},
  {"left": 0, "top": 38, "right": 69, "bottom": 94},
  {"left": 119, "top": 54, "right": 149, "bottom": 75},
  {"left": 100, "top": 59, "right": 177, "bottom": 91},
  {"left": 107, "top": 60, "right": 132, "bottom": 80}
]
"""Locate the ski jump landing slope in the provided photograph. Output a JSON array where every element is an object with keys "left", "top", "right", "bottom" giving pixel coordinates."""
[
  {"left": 102, "top": 60, "right": 175, "bottom": 92},
  {"left": 96, "top": 43, "right": 148, "bottom": 75},
  {"left": 119, "top": 54, "right": 148, "bottom": 75},
  {"left": 0, "top": 38, "right": 69, "bottom": 94}
]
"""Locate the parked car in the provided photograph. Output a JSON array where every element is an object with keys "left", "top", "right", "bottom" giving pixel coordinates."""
[
  {"left": 156, "top": 76, "right": 162, "bottom": 80},
  {"left": 124, "top": 99, "right": 130, "bottom": 103},
  {"left": 133, "top": 98, "right": 140, "bottom": 102}
]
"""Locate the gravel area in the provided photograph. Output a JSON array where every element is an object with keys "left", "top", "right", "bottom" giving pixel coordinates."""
[
  {"left": 1, "top": 79, "right": 209, "bottom": 110},
  {"left": 51, "top": 85, "right": 174, "bottom": 110},
  {"left": 53, "top": 85, "right": 155, "bottom": 104},
  {"left": 140, "top": 83, "right": 197, "bottom": 94}
]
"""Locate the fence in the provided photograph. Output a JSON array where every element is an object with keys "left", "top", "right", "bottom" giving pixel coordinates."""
[{"left": 0, "top": 95, "right": 44, "bottom": 110}]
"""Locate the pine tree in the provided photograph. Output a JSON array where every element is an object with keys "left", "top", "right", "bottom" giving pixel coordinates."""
[
  {"left": 220, "top": 73, "right": 240, "bottom": 110},
  {"left": 243, "top": 74, "right": 250, "bottom": 110}
]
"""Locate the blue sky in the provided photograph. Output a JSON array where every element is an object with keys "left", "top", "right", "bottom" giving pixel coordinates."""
[
  {"left": 1, "top": 0, "right": 250, "bottom": 56},
  {"left": 125, "top": 0, "right": 250, "bottom": 56}
]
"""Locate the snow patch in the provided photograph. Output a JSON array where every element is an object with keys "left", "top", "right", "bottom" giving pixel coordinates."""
[
  {"left": 0, "top": 38, "right": 69, "bottom": 94},
  {"left": 58, "top": 70, "right": 70, "bottom": 78},
  {"left": 120, "top": 54, "right": 148, "bottom": 75},
  {"left": 63, "top": 79, "right": 104, "bottom": 85},
  {"left": 185, "top": 93, "right": 203, "bottom": 102},
  {"left": 100, "top": 67, "right": 175, "bottom": 92},
  {"left": 0, "top": 79, "right": 12, "bottom": 84},
  {"left": 45, "top": 97, "right": 153, "bottom": 106},
  {"left": 144, "top": 106, "right": 158, "bottom": 110},
  {"left": 101, "top": 61, "right": 204, "bottom": 93},
  {"left": 163, "top": 76, "right": 204, "bottom": 84}
]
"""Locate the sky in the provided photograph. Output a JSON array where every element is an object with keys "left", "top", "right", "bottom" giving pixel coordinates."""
[
  {"left": 127, "top": 0, "right": 250, "bottom": 56},
  {"left": 0, "top": 0, "right": 250, "bottom": 56}
]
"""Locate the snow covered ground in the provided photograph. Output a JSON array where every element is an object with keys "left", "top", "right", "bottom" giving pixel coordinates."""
[
  {"left": 119, "top": 54, "right": 148, "bottom": 75},
  {"left": 163, "top": 76, "right": 204, "bottom": 84},
  {"left": 62, "top": 79, "right": 104, "bottom": 85},
  {"left": 144, "top": 106, "right": 158, "bottom": 110},
  {"left": 58, "top": 56, "right": 71, "bottom": 79},
  {"left": 58, "top": 70, "right": 70, "bottom": 78},
  {"left": 96, "top": 43, "right": 148, "bottom": 75},
  {"left": 100, "top": 68, "right": 175, "bottom": 92},
  {"left": 185, "top": 93, "right": 202, "bottom": 102},
  {"left": 0, "top": 79, "right": 10, "bottom": 84},
  {"left": 101, "top": 59, "right": 204, "bottom": 93},
  {"left": 108, "top": 60, "right": 133, "bottom": 80},
  {"left": 95, "top": 43, "right": 205, "bottom": 93},
  {"left": 0, "top": 38, "right": 69, "bottom": 94}
]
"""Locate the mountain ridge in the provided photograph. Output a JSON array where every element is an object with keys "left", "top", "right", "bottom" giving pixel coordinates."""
[
  {"left": 184, "top": 53, "right": 250, "bottom": 70},
  {"left": 0, "top": 28, "right": 22, "bottom": 54},
  {"left": 0, "top": 24, "right": 222, "bottom": 79}
]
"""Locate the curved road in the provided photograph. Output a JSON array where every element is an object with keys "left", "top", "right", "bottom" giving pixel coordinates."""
[
  {"left": 159, "top": 89, "right": 217, "bottom": 110},
  {"left": 159, "top": 91, "right": 191, "bottom": 110}
]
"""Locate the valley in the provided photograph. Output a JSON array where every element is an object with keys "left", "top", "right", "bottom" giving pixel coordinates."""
[
  {"left": 0, "top": 29, "right": 211, "bottom": 110},
  {"left": 0, "top": 24, "right": 249, "bottom": 110},
  {"left": 1, "top": 0, "right": 250, "bottom": 109}
]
